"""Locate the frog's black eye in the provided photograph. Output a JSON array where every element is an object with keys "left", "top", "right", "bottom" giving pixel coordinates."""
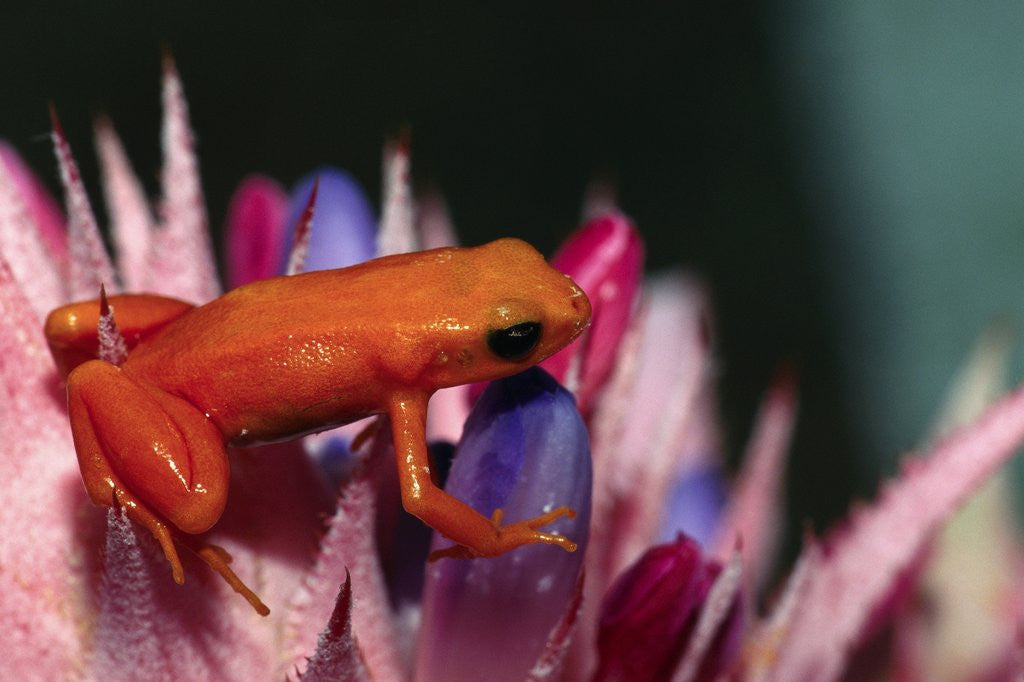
[{"left": 487, "top": 322, "right": 542, "bottom": 361}]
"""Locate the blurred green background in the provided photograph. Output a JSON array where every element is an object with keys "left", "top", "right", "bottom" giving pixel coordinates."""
[{"left": 3, "top": 4, "right": 1024, "bottom": 552}]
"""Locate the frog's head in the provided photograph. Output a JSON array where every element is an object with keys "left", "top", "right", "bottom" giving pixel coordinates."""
[{"left": 418, "top": 238, "right": 591, "bottom": 388}]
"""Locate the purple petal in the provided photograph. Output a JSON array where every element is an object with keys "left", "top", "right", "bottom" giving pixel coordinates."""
[
  {"left": 542, "top": 213, "right": 644, "bottom": 415},
  {"left": 224, "top": 175, "right": 289, "bottom": 288},
  {"left": 282, "top": 168, "right": 376, "bottom": 273},
  {"left": 658, "top": 465, "right": 728, "bottom": 550},
  {"left": 415, "top": 368, "right": 592, "bottom": 682}
]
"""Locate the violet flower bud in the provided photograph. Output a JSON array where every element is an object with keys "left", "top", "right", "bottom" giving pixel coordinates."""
[
  {"left": 282, "top": 168, "right": 376, "bottom": 273},
  {"left": 415, "top": 368, "right": 592, "bottom": 682},
  {"left": 657, "top": 465, "right": 728, "bottom": 549}
]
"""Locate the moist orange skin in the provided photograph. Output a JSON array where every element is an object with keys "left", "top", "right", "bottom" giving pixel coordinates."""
[{"left": 45, "top": 238, "right": 591, "bottom": 615}]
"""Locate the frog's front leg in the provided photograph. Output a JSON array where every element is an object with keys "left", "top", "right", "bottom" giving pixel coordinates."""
[
  {"left": 389, "top": 394, "right": 577, "bottom": 559},
  {"left": 67, "top": 360, "right": 269, "bottom": 615}
]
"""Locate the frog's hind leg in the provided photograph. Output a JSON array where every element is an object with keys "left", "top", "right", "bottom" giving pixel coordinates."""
[
  {"left": 67, "top": 359, "right": 230, "bottom": 532},
  {"left": 66, "top": 360, "right": 246, "bottom": 594}
]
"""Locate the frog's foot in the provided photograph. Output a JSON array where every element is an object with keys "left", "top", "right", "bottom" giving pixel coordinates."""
[
  {"left": 428, "top": 506, "right": 578, "bottom": 561},
  {"left": 113, "top": 486, "right": 269, "bottom": 616},
  {"left": 176, "top": 536, "right": 270, "bottom": 616}
]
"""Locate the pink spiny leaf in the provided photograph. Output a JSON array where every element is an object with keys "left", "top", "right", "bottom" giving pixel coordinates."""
[
  {"left": 91, "top": 509, "right": 177, "bottom": 678},
  {"left": 377, "top": 134, "right": 417, "bottom": 257},
  {"left": 568, "top": 275, "right": 712, "bottom": 679},
  {"left": 50, "top": 106, "right": 118, "bottom": 299},
  {"left": 153, "top": 55, "right": 219, "bottom": 303},
  {"left": 285, "top": 437, "right": 403, "bottom": 681},
  {"left": 915, "top": 325, "right": 1022, "bottom": 678},
  {"left": 209, "top": 442, "right": 334, "bottom": 637},
  {"left": 286, "top": 178, "right": 318, "bottom": 277},
  {"left": 97, "top": 285, "right": 128, "bottom": 366},
  {"left": 766, "top": 380, "right": 1024, "bottom": 681},
  {"left": 526, "top": 572, "right": 586, "bottom": 681},
  {"left": 0, "top": 140, "right": 67, "bottom": 262},
  {"left": 591, "top": 274, "right": 712, "bottom": 582},
  {"left": 672, "top": 551, "right": 744, "bottom": 682},
  {"left": 711, "top": 368, "right": 797, "bottom": 591},
  {"left": 743, "top": 545, "right": 820, "bottom": 681},
  {"left": 299, "top": 571, "right": 371, "bottom": 682},
  {"left": 94, "top": 116, "right": 156, "bottom": 292},
  {"left": 0, "top": 257, "right": 87, "bottom": 678},
  {"left": 91, "top": 509, "right": 275, "bottom": 681},
  {"left": 0, "top": 149, "right": 64, "bottom": 315}
]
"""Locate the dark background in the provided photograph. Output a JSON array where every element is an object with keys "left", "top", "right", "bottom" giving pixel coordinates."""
[{"left": 0, "top": 5, "right": 862, "bottom": 556}]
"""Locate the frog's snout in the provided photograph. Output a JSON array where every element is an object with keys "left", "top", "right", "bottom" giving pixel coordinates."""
[{"left": 566, "top": 281, "right": 592, "bottom": 336}]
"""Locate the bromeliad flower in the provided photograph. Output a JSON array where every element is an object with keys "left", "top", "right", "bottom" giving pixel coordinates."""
[{"left": 5, "top": 59, "right": 1024, "bottom": 682}]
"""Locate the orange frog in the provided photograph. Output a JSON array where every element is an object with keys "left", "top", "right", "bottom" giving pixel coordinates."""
[{"left": 45, "top": 238, "right": 591, "bottom": 615}]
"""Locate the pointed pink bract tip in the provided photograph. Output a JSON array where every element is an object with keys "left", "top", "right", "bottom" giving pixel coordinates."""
[
  {"left": 300, "top": 570, "right": 370, "bottom": 681},
  {"left": 285, "top": 178, "right": 319, "bottom": 277},
  {"left": 97, "top": 284, "right": 128, "bottom": 366},
  {"left": 391, "top": 126, "right": 411, "bottom": 155},
  {"left": 48, "top": 102, "right": 65, "bottom": 138},
  {"left": 161, "top": 46, "right": 178, "bottom": 76},
  {"left": 99, "top": 283, "right": 109, "bottom": 314}
]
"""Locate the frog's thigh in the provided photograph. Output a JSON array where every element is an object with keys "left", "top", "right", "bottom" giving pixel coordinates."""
[{"left": 67, "top": 360, "right": 229, "bottom": 534}]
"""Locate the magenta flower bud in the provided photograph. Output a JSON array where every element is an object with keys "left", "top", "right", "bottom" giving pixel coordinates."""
[
  {"left": 223, "top": 175, "right": 289, "bottom": 288},
  {"left": 542, "top": 213, "right": 644, "bottom": 414},
  {"left": 281, "top": 167, "right": 376, "bottom": 273},
  {"left": 416, "top": 368, "right": 592, "bottom": 682},
  {"left": 595, "top": 534, "right": 740, "bottom": 681}
]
